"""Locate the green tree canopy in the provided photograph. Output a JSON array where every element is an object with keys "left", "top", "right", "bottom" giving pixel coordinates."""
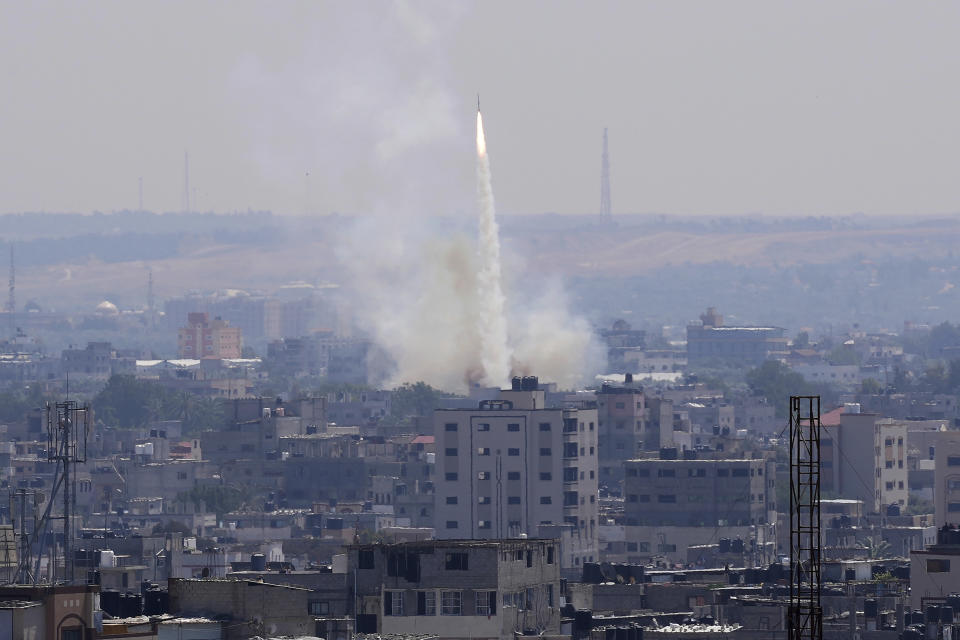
[
  {"left": 745, "top": 361, "right": 813, "bottom": 417},
  {"left": 93, "top": 375, "right": 223, "bottom": 433}
]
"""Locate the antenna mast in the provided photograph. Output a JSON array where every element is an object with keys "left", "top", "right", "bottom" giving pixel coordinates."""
[
  {"left": 7, "top": 245, "right": 14, "bottom": 339},
  {"left": 182, "top": 151, "right": 190, "bottom": 213},
  {"left": 600, "top": 128, "right": 612, "bottom": 225}
]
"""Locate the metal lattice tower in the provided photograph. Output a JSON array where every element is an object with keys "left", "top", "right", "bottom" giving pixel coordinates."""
[
  {"left": 600, "top": 128, "right": 612, "bottom": 224},
  {"left": 789, "top": 396, "right": 823, "bottom": 640},
  {"left": 47, "top": 401, "right": 89, "bottom": 584}
]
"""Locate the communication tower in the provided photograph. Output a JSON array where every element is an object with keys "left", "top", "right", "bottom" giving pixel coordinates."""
[{"left": 789, "top": 396, "right": 822, "bottom": 640}]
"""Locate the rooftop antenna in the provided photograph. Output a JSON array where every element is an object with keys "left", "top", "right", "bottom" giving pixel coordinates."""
[
  {"left": 600, "top": 128, "right": 612, "bottom": 225},
  {"left": 182, "top": 151, "right": 190, "bottom": 213},
  {"left": 7, "top": 245, "right": 14, "bottom": 339}
]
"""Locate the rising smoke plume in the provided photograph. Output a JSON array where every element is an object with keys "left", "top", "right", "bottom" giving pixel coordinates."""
[
  {"left": 343, "top": 105, "right": 606, "bottom": 394},
  {"left": 474, "top": 110, "right": 512, "bottom": 388}
]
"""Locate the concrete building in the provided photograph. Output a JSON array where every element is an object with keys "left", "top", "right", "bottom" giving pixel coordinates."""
[
  {"left": 177, "top": 312, "right": 242, "bottom": 359},
  {"left": 622, "top": 454, "right": 776, "bottom": 565},
  {"left": 347, "top": 538, "right": 561, "bottom": 639},
  {"left": 596, "top": 379, "right": 645, "bottom": 486},
  {"left": 874, "top": 419, "right": 908, "bottom": 513},
  {"left": 820, "top": 408, "right": 880, "bottom": 512},
  {"left": 910, "top": 524, "right": 960, "bottom": 608},
  {"left": 686, "top": 307, "right": 789, "bottom": 366},
  {"left": 934, "top": 429, "right": 960, "bottom": 527},
  {"left": 432, "top": 377, "right": 598, "bottom": 568},
  {"left": 61, "top": 341, "right": 135, "bottom": 380},
  {"left": 168, "top": 578, "right": 317, "bottom": 639}
]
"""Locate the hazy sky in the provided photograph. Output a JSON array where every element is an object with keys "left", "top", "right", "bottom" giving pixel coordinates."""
[{"left": 1, "top": 1, "right": 959, "bottom": 217}]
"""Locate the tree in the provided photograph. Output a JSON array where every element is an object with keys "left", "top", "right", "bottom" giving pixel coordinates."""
[
  {"left": 861, "top": 536, "right": 892, "bottom": 560},
  {"left": 745, "top": 361, "right": 812, "bottom": 417},
  {"left": 93, "top": 374, "right": 223, "bottom": 433},
  {"left": 390, "top": 382, "right": 450, "bottom": 422},
  {"left": 860, "top": 378, "right": 884, "bottom": 395},
  {"left": 793, "top": 331, "right": 810, "bottom": 349}
]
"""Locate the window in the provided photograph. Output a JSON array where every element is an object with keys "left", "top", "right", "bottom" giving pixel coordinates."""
[
  {"left": 539, "top": 423, "right": 551, "bottom": 431},
  {"left": 445, "top": 423, "right": 458, "bottom": 432},
  {"left": 540, "top": 496, "right": 552, "bottom": 504},
  {"left": 928, "top": 559, "right": 951, "bottom": 573},
  {"left": 441, "top": 590, "right": 462, "bottom": 615},
  {"left": 508, "top": 496, "right": 521, "bottom": 504},
  {"left": 540, "top": 448, "right": 552, "bottom": 456},
  {"left": 539, "top": 472, "right": 552, "bottom": 481},
  {"left": 658, "top": 494, "right": 677, "bottom": 503},
  {"left": 384, "top": 591, "right": 403, "bottom": 616},
  {"left": 358, "top": 549, "right": 375, "bottom": 569},
  {"left": 445, "top": 448, "right": 458, "bottom": 456},
  {"left": 563, "top": 443, "right": 578, "bottom": 457},
  {"left": 564, "top": 491, "right": 578, "bottom": 506},
  {"left": 508, "top": 423, "right": 520, "bottom": 432},
  {"left": 446, "top": 496, "right": 458, "bottom": 505},
  {"left": 628, "top": 494, "right": 638, "bottom": 503},
  {"left": 547, "top": 546, "right": 554, "bottom": 564},
  {"left": 476, "top": 591, "right": 496, "bottom": 615},
  {"left": 885, "top": 481, "right": 894, "bottom": 491},
  {"left": 478, "top": 471, "right": 491, "bottom": 480},
  {"left": 945, "top": 456, "right": 960, "bottom": 467},
  {"left": 657, "top": 469, "right": 675, "bottom": 478},
  {"left": 477, "top": 423, "right": 490, "bottom": 432},
  {"left": 508, "top": 448, "right": 520, "bottom": 456},
  {"left": 564, "top": 467, "right": 578, "bottom": 482},
  {"left": 478, "top": 520, "right": 491, "bottom": 529},
  {"left": 948, "top": 503, "right": 960, "bottom": 512},
  {"left": 508, "top": 471, "right": 521, "bottom": 480},
  {"left": 732, "top": 468, "right": 749, "bottom": 477},
  {"left": 616, "top": 402, "right": 625, "bottom": 409},
  {"left": 478, "top": 496, "right": 491, "bottom": 504},
  {"left": 446, "top": 520, "right": 458, "bottom": 529},
  {"left": 478, "top": 447, "right": 491, "bottom": 456},
  {"left": 688, "top": 468, "right": 706, "bottom": 478},
  {"left": 445, "top": 473, "right": 458, "bottom": 481},
  {"left": 445, "top": 552, "right": 469, "bottom": 570},
  {"left": 417, "top": 591, "right": 436, "bottom": 615},
  {"left": 309, "top": 601, "right": 329, "bottom": 615}
]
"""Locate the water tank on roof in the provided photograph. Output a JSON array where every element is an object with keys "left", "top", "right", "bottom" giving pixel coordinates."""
[
  {"left": 251, "top": 553, "right": 266, "bottom": 571},
  {"left": 99, "top": 549, "right": 115, "bottom": 568},
  {"left": 844, "top": 403, "right": 861, "bottom": 414}
]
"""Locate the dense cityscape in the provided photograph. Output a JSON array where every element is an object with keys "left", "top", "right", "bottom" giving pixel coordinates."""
[{"left": 4, "top": 3, "right": 960, "bottom": 640}]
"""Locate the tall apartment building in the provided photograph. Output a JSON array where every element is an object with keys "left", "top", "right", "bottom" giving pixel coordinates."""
[
  {"left": 622, "top": 454, "right": 776, "bottom": 564},
  {"left": 874, "top": 419, "right": 908, "bottom": 513},
  {"left": 432, "top": 377, "right": 598, "bottom": 569},
  {"left": 596, "top": 379, "right": 645, "bottom": 486},
  {"left": 177, "top": 312, "right": 243, "bottom": 359},
  {"left": 821, "top": 409, "right": 907, "bottom": 513}
]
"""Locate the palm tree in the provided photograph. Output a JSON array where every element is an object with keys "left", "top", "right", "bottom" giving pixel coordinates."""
[{"left": 863, "top": 536, "right": 892, "bottom": 559}]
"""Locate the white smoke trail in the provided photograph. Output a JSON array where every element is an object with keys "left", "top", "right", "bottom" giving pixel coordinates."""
[{"left": 475, "top": 111, "right": 512, "bottom": 388}]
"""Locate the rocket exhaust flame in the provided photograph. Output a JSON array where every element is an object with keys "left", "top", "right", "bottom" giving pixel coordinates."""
[{"left": 475, "top": 109, "right": 511, "bottom": 387}]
